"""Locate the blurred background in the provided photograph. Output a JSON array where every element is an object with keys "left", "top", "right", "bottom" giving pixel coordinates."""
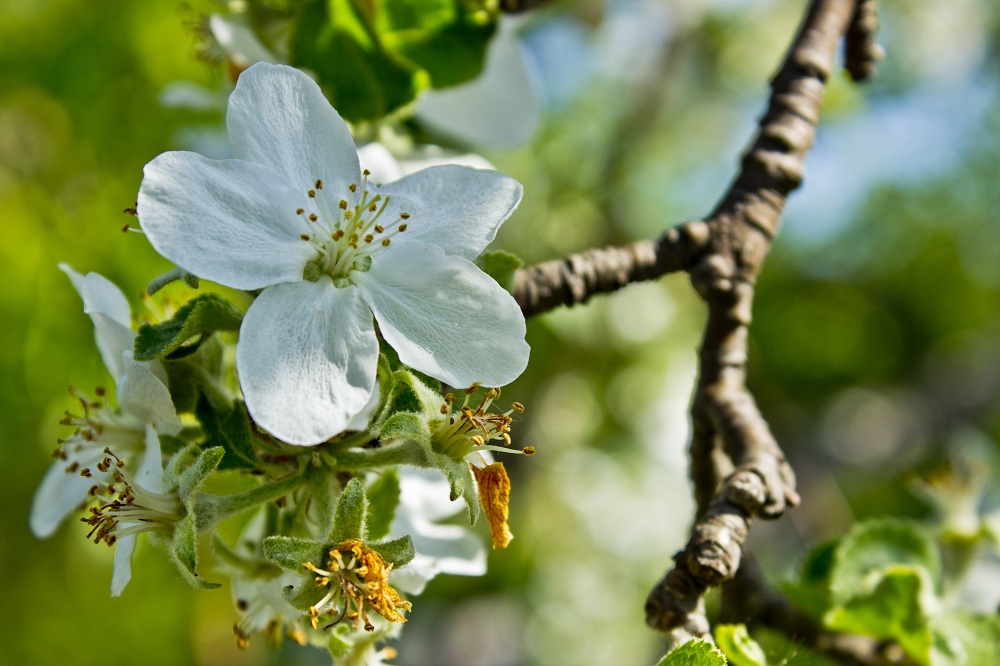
[{"left": 2, "top": 0, "right": 999, "bottom": 664}]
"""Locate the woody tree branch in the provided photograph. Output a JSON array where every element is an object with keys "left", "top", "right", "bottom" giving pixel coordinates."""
[{"left": 511, "top": 0, "right": 881, "bottom": 652}]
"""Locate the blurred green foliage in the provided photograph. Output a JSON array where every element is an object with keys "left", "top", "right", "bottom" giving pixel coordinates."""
[{"left": 3, "top": 0, "right": 1000, "bottom": 664}]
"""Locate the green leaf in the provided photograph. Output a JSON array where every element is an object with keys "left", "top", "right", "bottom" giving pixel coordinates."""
[
  {"left": 263, "top": 535, "right": 326, "bottom": 572},
  {"left": 365, "top": 469, "right": 400, "bottom": 541},
  {"left": 784, "top": 539, "right": 838, "bottom": 619},
  {"left": 382, "top": 6, "right": 495, "bottom": 88},
  {"left": 368, "top": 535, "right": 415, "bottom": 568},
  {"left": 379, "top": 411, "right": 431, "bottom": 444},
  {"left": 474, "top": 250, "right": 523, "bottom": 294},
  {"left": 930, "top": 612, "right": 1000, "bottom": 666},
  {"left": 330, "top": 477, "right": 366, "bottom": 543},
  {"left": 829, "top": 518, "right": 941, "bottom": 606},
  {"left": 825, "top": 565, "right": 934, "bottom": 664},
  {"left": 655, "top": 639, "right": 728, "bottom": 666},
  {"left": 169, "top": 514, "right": 220, "bottom": 590},
  {"left": 328, "top": 629, "right": 352, "bottom": 658},
  {"left": 289, "top": 0, "right": 420, "bottom": 122},
  {"left": 134, "top": 293, "right": 243, "bottom": 361},
  {"left": 714, "top": 624, "right": 767, "bottom": 666},
  {"left": 196, "top": 398, "right": 258, "bottom": 471}
]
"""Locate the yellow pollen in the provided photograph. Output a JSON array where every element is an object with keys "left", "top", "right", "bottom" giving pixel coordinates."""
[
  {"left": 344, "top": 211, "right": 354, "bottom": 220},
  {"left": 512, "top": 402, "right": 525, "bottom": 413},
  {"left": 472, "top": 463, "right": 513, "bottom": 549},
  {"left": 523, "top": 446, "right": 536, "bottom": 456}
]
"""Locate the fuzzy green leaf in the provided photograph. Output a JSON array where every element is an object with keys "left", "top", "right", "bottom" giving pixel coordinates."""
[
  {"left": 474, "top": 250, "right": 523, "bottom": 294},
  {"left": 435, "top": 452, "right": 479, "bottom": 525},
  {"left": 307, "top": 467, "right": 339, "bottom": 539},
  {"left": 655, "top": 639, "right": 728, "bottom": 666},
  {"left": 330, "top": 478, "right": 367, "bottom": 543},
  {"left": 714, "top": 624, "right": 767, "bottom": 666},
  {"left": 134, "top": 293, "right": 243, "bottom": 361},
  {"left": 379, "top": 411, "right": 431, "bottom": 444},
  {"left": 328, "top": 629, "right": 352, "bottom": 658},
  {"left": 170, "top": 514, "right": 220, "bottom": 590},
  {"left": 331, "top": 440, "right": 432, "bottom": 470},
  {"left": 366, "top": 469, "right": 400, "bottom": 541},
  {"left": 369, "top": 535, "right": 415, "bottom": 568}
]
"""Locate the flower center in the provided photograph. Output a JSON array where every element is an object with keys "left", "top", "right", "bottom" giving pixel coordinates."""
[
  {"left": 431, "top": 385, "right": 533, "bottom": 462},
  {"left": 80, "top": 448, "right": 181, "bottom": 547},
  {"left": 303, "top": 539, "right": 411, "bottom": 633},
  {"left": 296, "top": 170, "right": 410, "bottom": 283},
  {"left": 54, "top": 386, "right": 146, "bottom": 474}
]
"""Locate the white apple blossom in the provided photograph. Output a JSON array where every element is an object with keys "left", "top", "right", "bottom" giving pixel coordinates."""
[
  {"left": 138, "top": 62, "right": 529, "bottom": 447},
  {"left": 30, "top": 265, "right": 182, "bottom": 595}
]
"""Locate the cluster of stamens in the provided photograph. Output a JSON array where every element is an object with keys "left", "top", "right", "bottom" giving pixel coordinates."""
[
  {"left": 296, "top": 171, "right": 411, "bottom": 280},
  {"left": 303, "top": 539, "right": 411, "bottom": 633},
  {"left": 80, "top": 448, "right": 180, "bottom": 547},
  {"left": 54, "top": 387, "right": 144, "bottom": 477},
  {"left": 433, "top": 385, "right": 533, "bottom": 462},
  {"left": 233, "top": 602, "right": 308, "bottom": 650}
]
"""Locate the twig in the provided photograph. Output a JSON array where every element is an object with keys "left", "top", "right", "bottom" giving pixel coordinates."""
[{"left": 511, "top": 0, "right": 883, "bottom": 653}]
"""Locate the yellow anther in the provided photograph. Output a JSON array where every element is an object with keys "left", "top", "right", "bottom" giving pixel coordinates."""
[
  {"left": 363, "top": 168, "right": 371, "bottom": 176},
  {"left": 400, "top": 212, "right": 410, "bottom": 219},
  {"left": 332, "top": 230, "right": 345, "bottom": 241},
  {"left": 369, "top": 203, "right": 378, "bottom": 212},
  {"left": 398, "top": 223, "right": 408, "bottom": 232},
  {"left": 296, "top": 207, "right": 304, "bottom": 215},
  {"left": 523, "top": 446, "right": 536, "bottom": 456},
  {"left": 374, "top": 225, "right": 384, "bottom": 233},
  {"left": 300, "top": 234, "right": 311, "bottom": 241},
  {"left": 364, "top": 234, "right": 374, "bottom": 243},
  {"left": 349, "top": 183, "right": 357, "bottom": 192},
  {"left": 339, "top": 200, "right": 348, "bottom": 209},
  {"left": 308, "top": 189, "right": 316, "bottom": 198},
  {"left": 315, "top": 179, "right": 323, "bottom": 189},
  {"left": 512, "top": 402, "right": 525, "bottom": 413},
  {"left": 381, "top": 238, "right": 391, "bottom": 247},
  {"left": 308, "top": 213, "right": 318, "bottom": 222}
]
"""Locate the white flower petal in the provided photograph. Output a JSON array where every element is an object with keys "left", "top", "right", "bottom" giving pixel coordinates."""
[
  {"left": 90, "top": 313, "right": 136, "bottom": 383},
  {"left": 227, "top": 63, "right": 360, "bottom": 192},
  {"left": 110, "top": 534, "right": 136, "bottom": 597},
  {"left": 29, "top": 448, "right": 104, "bottom": 538},
  {"left": 379, "top": 165, "right": 522, "bottom": 261},
  {"left": 117, "top": 354, "right": 183, "bottom": 437},
  {"left": 59, "top": 264, "right": 132, "bottom": 327},
  {"left": 139, "top": 151, "right": 315, "bottom": 290},
  {"left": 357, "top": 143, "right": 404, "bottom": 185},
  {"left": 236, "top": 280, "right": 378, "bottom": 445},
  {"left": 355, "top": 243, "right": 529, "bottom": 388}
]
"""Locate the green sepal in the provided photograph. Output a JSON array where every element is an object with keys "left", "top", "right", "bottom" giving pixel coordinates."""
[
  {"left": 196, "top": 398, "right": 258, "bottom": 471},
  {"left": 330, "top": 477, "right": 367, "bottom": 543},
  {"left": 263, "top": 535, "right": 326, "bottom": 573},
  {"left": 474, "top": 250, "right": 523, "bottom": 294},
  {"left": 163, "top": 335, "right": 228, "bottom": 414},
  {"left": 330, "top": 439, "right": 432, "bottom": 470},
  {"left": 434, "top": 452, "right": 479, "bottom": 525},
  {"left": 134, "top": 293, "right": 244, "bottom": 361},
  {"left": 655, "top": 638, "right": 727, "bottom": 666},
  {"left": 714, "top": 624, "right": 767, "bottom": 666},
  {"left": 368, "top": 535, "right": 415, "bottom": 568},
  {"left": 169, "top": 513, "right": 221, "bottom": 590},
  {"left": 281, "top": 572, "right": 330, "bottom": 612},
  {"left": 365, "top": 469, "right": 400, "bottom": 541},
  {"left": 377, "top": 341, "right": 441, "bottom": 394},
  {"left": 306, "top": 465, "right": 339, "bottom": 538},
  {"left": 379, "top": 411, "right": 431, "bottom": 444},
  {"left": 177, "top": 446, "right": 224, "bottom": 502},
  {"left": 147, "top": 266, "right": 200, "bottom": 296},
  {"left": 825, "top": 565, "right": 934, "bottom": 663}
]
